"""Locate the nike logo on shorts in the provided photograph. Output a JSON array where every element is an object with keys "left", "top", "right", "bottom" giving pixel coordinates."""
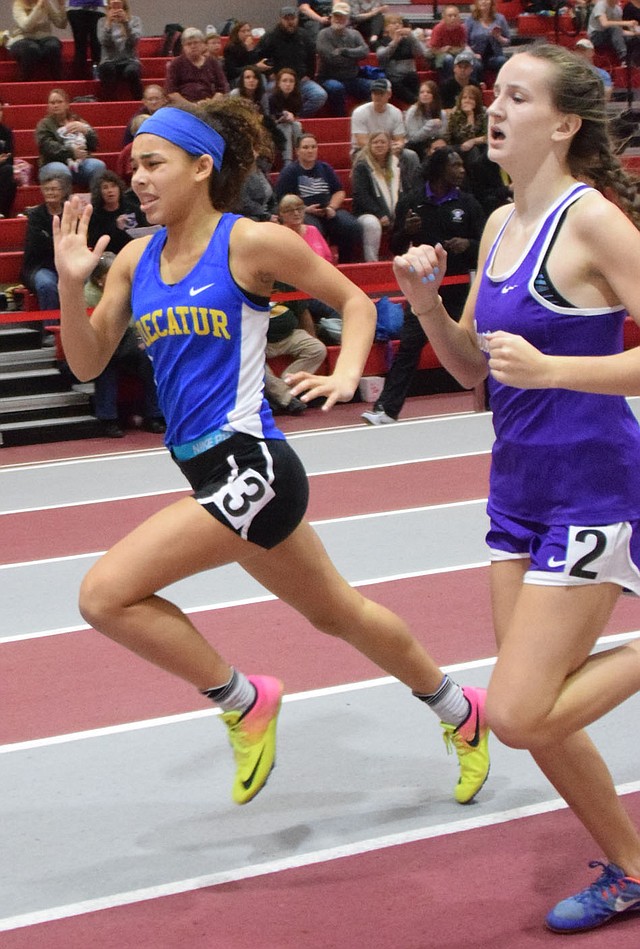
[{"left": 547, "top": 556, "right": 567, "bottom": 569}]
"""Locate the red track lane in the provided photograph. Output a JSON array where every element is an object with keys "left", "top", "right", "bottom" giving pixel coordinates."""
[
  {"left": 1, "top": 570, "right": 497, "bottom": 744},
  {"left": 4, "top": 795, "right": 640, "bottom": 948},
  {"left": 4, "top": 569, "right": 640, "bottom": 745},
  {"left": 0, "top": 454, "right": 491, "bottom": 565}
]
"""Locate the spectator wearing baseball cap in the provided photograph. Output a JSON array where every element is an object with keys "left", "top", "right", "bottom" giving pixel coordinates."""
[
  {"left": 255, "top": 5, "right": 328, "bottom": 115},
  {"left": 316, "top": 2, "right": 373, "bottom": 114},
  {"left": 350, "top": 77, "right": 406, "bottom": 152},
  {"left": 575, "top": 37, "right": 613, "bottom": 99},
  {"left": 439, "top": 51, "right": 481, "bottom": 110}
]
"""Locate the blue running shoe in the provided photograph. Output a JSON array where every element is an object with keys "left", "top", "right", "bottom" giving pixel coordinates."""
[{"left": 546, "top": 861, "right": 640, "bottom": 933}]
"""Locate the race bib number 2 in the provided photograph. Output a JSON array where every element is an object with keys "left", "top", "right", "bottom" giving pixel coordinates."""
[
  {"left": 565, "top": 523, "right": 626, "bottom": 581},
  {"left": 211, "top": 468, "right": 275, "bottom": 534}
]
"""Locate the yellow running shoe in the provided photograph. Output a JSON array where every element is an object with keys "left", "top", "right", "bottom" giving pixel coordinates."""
[
  {"left": 221, "top": 675, "right": 283, "bottom": 805},
  {"left": 441, "top": 686, "right": 490, "bottom": 804}
]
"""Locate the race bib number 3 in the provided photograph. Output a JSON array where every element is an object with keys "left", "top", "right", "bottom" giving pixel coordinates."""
[{"left": 210, "top": 468, "right": 275, "bottom": 534}]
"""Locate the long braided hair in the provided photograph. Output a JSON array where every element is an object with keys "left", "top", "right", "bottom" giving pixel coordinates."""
[{"left": 523, "top": 43, "right": 640, "bottom": 229}]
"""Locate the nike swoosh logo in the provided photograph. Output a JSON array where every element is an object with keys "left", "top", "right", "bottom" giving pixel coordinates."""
[
  {"left": 547, "top": 556, "right": 567, "bottom": 568},
  {"left": 614, "top": 895, "right": 640, "bottom": 912},
  {"left": 242, "top": 748, "right": 265, "bottom": 790},
  {"left": 189, "top": 282, "right": 215, "bottom": 296},
  {"left": 466, "top": 707, "right": 481, "bottom": 748},
  {"left": 500, "top": 285, "right": 517, "bottom": 294}
]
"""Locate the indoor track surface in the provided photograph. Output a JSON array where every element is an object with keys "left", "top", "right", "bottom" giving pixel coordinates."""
[{"left": 2, "top": 395, "right": 640, "bottom": 949}]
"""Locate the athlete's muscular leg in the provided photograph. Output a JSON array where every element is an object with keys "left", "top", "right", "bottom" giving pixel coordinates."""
[
  {"left": 239, "top": 519, "right": 445, "bottom": 695},
  {"left": 488, "top": 559, "right": 640, "bottom": 877},
  {"left": 79, "top": 496, "right": 258, "bottom": 689}
]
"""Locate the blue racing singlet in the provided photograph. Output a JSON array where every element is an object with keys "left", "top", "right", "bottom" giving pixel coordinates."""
[
  {"left": 475, "top": 183, "right": 640, "bottom": 524},
  {"left": 130, "top": 213, "right": 284, "bottom": 448}
]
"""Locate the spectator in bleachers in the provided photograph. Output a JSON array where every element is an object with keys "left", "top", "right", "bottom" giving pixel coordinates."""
[
  {"left": 351, "top": 130, "right": 419, "bottom": 260},
  {"left": 297, "top": 0, "right": 332, "bottom": 40},
  {"left": 165, "top": 27, "right": 229, "bottom": 105},
  {"left": 316, "top": 2, "right": 372, "bottom": 116},
  {"left": 122, "top": 84, "right": 167, "bottom": 144},
  {"left": 36, "top": 88, "right": 106, "bottom": 185},
  {"left": 230, "top": 66, "right": 285, "bottom": 161},
  {"left": 82, "top": 251, "right": 164, "bottom": 437},
  {"left": 269, "top": 68, "right": 304, "bottom": 163},
  {"left": 0, "top": 105, "right": 17, "bottom": 218},
  {"left": 264, "top": 299, "right": 327, "bottom": 415},
  {"left": 277, "top": 192, "right": 341, "bottom": 343},
  {"left": 447, "top": 83, "right": 508, "bottom": 215},
  {"left": 87, "top": 168, "right": 144, "bottom": 253},
  {"left": 274, "top": 131, "right": 362, "bottom": 261},
  {"left": 278, "top": 192, "right": 334, "bottom": 260},
  {"left": 439, "top": 51, "right": 481, "bottom": 109},
  {"left": 429, "top": 5, "right": 469, "bottom": 80},
  {"left": 574, "top": 37, "right": 614, "bottom": 100},
  {"left": 404, "top": 80, "right": 448, "bottom": 160},
  {"left": 362, "top": 146, "right": 485, "bottom": 425},
  {"left": 223, "top": 21, "right": 271, "bottom": 87},
  {"left": 375, "top": 13, "right": 430, "bottom": 104},
  {"left": 587, "top": 0, "right": 640, "bottom": 64},
  {"left": 350, "top": 77, "right": 405, "bottom": 152},
  {"left": 256, "top": 6, "right": 328, "bottom": 117},
  {"left": 66, "top": 0, "right": 105, "bottom": 79},
  {"left": 116, "top": 112, "right": 146, "bottom": 181},
  {"left": 96, "top": 0, "right": 142, "bottom": 100},
  {"left": 21, "top": 170, "right": 71, "bottom": 312},
  {"left": 7, "top": 0, "right": 67, "bottom": 81},
  {"left": 350, "top": 1, "right": 388, "bottom": 47},
  {"left": 239, "top": 164, "right": 278, "bottom": 221},
  {"left": 205, "top": 30, "right": 224, "bottom": 65},
  {"left": 466, "top": 0, "right": 510, "bottom": 77}
]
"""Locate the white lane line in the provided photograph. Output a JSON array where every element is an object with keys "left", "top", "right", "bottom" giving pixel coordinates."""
[
  {"left": 0, "top": 498, "right": 488, "bottom": 573},
  {"left": 2, "top": 780, "right": 640, "bottom": 934},
  {"left": 2, "top": 633, "right": 638, "bottom": 755},
  {"left": 0, "top": 561, "right": 491, "bottom": 645},
  {"left": 0, "top": 451, "right": 490, "bottom": 517}
]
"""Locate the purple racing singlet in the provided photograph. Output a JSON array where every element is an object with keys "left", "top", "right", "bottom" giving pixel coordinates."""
[{"left": 475, "top": 183, "right": 640, "bottom": 525}]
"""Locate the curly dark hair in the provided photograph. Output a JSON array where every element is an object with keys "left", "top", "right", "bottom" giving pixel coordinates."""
[{"left": 181, "top": 97, "right": 274, "bottom": 211}]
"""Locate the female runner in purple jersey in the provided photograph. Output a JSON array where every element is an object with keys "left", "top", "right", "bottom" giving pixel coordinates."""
[
  {"left": 52, "top": 98, "right": 490, "bottom": 809},
  {"left": 393, "top": 43, "right": 640, "bottom": 934}
]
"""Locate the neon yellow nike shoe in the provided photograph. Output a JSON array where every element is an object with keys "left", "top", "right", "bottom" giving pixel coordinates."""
[
  {"left": 441, "top": 686, "right": 490, "bottom": 805},
  {"left": 221, "top": 675, "right": 283, "bottom": 805}
]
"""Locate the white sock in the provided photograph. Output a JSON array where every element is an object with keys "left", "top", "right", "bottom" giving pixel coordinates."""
[
  {"left": 201, "top": 668, "right": 256, "bottom": 714},
  {"left": 413, "top": 675, "right": 470, "bottom": 727}
]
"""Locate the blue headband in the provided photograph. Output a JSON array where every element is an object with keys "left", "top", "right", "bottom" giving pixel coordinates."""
[{"left": 135, "top": 107, "right": 226, "bottom": 170}]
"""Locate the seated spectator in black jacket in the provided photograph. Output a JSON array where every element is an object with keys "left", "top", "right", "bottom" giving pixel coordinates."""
[
  {"left": 21, "top": 171, "right": 72, "bottom": 313},
  {"left": 222, "top": 20, "right": 271, "bottom": 87},
  {"left": 362, "top": 147, "right": 485, "bottom": 425},
  {"left": 0, "top": 105, "right": 17, "bottom": 218},
  {"left": 166, "top": 27, "right": 229, "bottom": 105},
  {"left": 257, "top": 6, "right": 328, "bottom": 116},
  {"left": 87, "top": 169, "right": 146, "bottom": 254}
]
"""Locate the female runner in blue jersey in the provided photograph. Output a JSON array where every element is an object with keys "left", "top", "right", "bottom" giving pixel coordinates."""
[
  {"left": 393, "top": 43, "right": 640, "bottom": 935},
  {"left": 52, "top": 98, "right": 490, "bottom": 810}
]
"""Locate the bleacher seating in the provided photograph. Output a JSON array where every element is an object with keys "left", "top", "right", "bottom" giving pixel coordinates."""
[{"left": 4, "top": 24, "right": 640, "bottom": 436}]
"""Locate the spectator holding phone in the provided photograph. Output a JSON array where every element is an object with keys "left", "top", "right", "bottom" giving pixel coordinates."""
[{"left": 96, "top": 0, "right": 143, "bottom": 100}]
